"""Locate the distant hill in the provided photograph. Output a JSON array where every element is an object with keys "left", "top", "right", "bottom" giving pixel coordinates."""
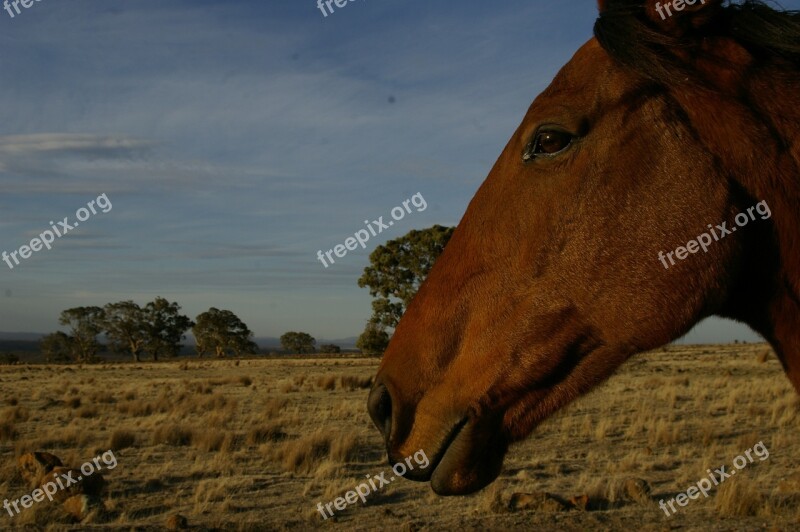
[
  {"left": 0, "top": 339, "right": 40, "bottom": 353},
  {"left": 0, "top": 332, "right": 44, "bottom": 342}
]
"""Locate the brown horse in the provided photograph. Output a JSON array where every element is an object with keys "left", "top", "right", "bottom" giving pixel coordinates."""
[{"left": 368, "top": 0, "right": 800, "bottom": 495}]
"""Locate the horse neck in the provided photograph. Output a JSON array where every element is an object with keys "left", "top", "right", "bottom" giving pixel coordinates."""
[
  {"left": 673, "top": 62, "right": 800, "bottom": 386},
  {"left": 713, "top": 66, "right": 800, "bottom": 391}
]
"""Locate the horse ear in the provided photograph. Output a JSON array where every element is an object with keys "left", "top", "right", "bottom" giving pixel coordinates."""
[
  {"left": 643, "top": 0, "right": 723, "bottom": 35},
  {"left": 597, "top": 0, "right": 609, "bottom": 12}
]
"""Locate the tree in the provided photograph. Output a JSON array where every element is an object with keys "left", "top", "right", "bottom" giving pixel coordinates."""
[
  {"left": 280, "top": 331, "right": 316, "bottom": 354},
  {"left": 103, "top": 301, "right": 148, "bottom": 361},
  {"left": 142, "top": 297, "right": 193, "bottom": 360},
  {"left": 356, "top": 225, "right": 454, "bottom": 353},
  {"left": 193, "top": 307, "right": 258, "bottom": 357},
  {"left": 356, "top": 323, "right": 389, "bottom": 356},
  {"left": 358, "top": 225, "right": 454, "bottom": 329},
  {"left": 58, "top": 306, "right": 105, "bottom": 362},
  {"left": 40, "top": 332, "right": 74, "bottom": 363},
  {"left": 319, "top": 344, "right": 341, "bottom": 354}
]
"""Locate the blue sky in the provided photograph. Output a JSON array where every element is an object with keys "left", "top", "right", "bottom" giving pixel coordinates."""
[{"left": 0, "top": 0, "right": 781, "bottom": 343}]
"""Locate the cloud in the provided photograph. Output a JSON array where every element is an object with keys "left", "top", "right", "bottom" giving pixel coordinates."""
[
  {"left": 0, "top": 133, "right": 151, "bottom": 156},
  {"left": 0, "top": 133, "right": 155, "bottom": 193}
]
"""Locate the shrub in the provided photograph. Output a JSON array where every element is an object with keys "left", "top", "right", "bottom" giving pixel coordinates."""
[
  {"left": 319, "top": 344, "right": 341, "bottom": 354},
  {"left": 0, "top": 353, "right": 19, "bottom": 365}
]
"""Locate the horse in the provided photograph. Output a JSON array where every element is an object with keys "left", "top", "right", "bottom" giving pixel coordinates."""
[{"left": 367, "top": 0, "right": 800, "bottom": 496}]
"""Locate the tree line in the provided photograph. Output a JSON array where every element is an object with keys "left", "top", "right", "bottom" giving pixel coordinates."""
[
  {"left": 38, "top": 225, "right": 455, "bottom": 362},
  {"left": 40, "top": 299, "right": 337, "bottom": 363}
]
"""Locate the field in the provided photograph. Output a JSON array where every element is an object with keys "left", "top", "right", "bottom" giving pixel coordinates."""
[{"left": 1, "top": 343, "right": 799, "bottom": 531}]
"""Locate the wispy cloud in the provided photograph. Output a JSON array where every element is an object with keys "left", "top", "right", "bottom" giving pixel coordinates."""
[{"left": 0, "top": 133, "right": 151, "bottom": 156}]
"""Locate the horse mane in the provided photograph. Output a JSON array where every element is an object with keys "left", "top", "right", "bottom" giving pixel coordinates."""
[
  {"left": 595, "top": 0, "right": 800, "bottom": 309},
  {"left": 594, "top": 0, "right": 800, "bottom": 84}
]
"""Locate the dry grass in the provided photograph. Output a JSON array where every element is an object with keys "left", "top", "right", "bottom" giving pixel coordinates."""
[
  {"left": 78, "top": 405, "right": 99, "bottom": 418},
  {"left": 191, "top": 429, "right": 228, "bottom": 452},
  {"left": 279, "top": 430, "right": 336, "bottom": 474},
  {"left": 3, "top": 406, "right": 29, "bottom": 423},
  {"left": 0, "top": 420, "right": 18, "bottom": 442},
  {"left": 152, "top": 424, "right": 194, "bottom": 446},
  {"left": 246, "top": 423, "right": 286, "bottom": 445},
  {"left": 316, "top": 375, "right": 337, "bottom": 391},
  {"left": 340, "top": 375, "right": 372, "bottom": 390},
  {"left": 109, "top": 429, "right": 136, "bottom": 451},
  {"left": 714, "top": 476, "right": 765, "bottom": 517},
  {"left": 0, "top": 344, "right": 797, "bottom": 530}
]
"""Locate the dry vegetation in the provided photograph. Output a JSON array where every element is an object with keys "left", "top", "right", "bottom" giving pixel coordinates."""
[{"left": 0, "top": 344, "right": 798, "bottom": 530}]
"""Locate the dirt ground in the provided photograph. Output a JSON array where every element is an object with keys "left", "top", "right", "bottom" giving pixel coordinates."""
[{"left": 1, "top": 343, "right": 799, "bottom": 531}]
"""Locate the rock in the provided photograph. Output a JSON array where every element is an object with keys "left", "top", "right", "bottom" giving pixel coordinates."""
[
  {"left": 569, "top": 494, "right": 590, "bottom": 510},
  {"left": 508, "top": 491, "right": 570, "bottom": 512},
  {"left": 17, "top": 452, "right": 64, "bottom": 488},
  {"left": 39, "top": 467, "right": 105, "bottom": 503},
  {"left": 62, "top": 494, "right": 102, "bottom": 521},
  {"left": 622, "top": 477, "right": 652, "bottom": 502},
  {"left": 165, "top": 514, "right": 189, "bottom": 530}
]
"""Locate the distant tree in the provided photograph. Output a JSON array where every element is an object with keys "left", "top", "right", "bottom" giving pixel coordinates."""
[
  {"left": 356, "top": 323, "right": 389, "bottom": 356},
  {"left": 280, "top": 331, "right": 316, "bottom": 354},
  {"left": 40, "top": 332, "right": 74, "bottom": 363},
  {"left": 193, "top": 307, "right": 258, "bottom": 357},
  {"left": 358, "top": 225, "right": 454, "bottom": 330},
  {"left": 58, "top": 306, "right": 106, "bottom": 362},
  {"left": 319, "top": 344, "right": 341, "bottom": 354},
  {"left": 142, "top": 297, "right": 193, "bottom": 360},
  {"left": 103, "top": 301, "right": 148, "bottom": 362}
]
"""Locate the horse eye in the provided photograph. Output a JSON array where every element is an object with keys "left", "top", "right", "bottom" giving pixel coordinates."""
[{"left": 523, "top": 129, "right": 574, "bottom": 161}]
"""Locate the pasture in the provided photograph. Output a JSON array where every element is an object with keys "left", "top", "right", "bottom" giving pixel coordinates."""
[{"left": 1, "top": 343, "right": 799, "bottom": 531}]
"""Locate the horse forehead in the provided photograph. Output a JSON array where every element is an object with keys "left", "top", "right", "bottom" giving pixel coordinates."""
[
  {"left": 559, "top": 38, "right": 611, "bottom": 79},
  {"left": 537, "top": 39, "right": 616, "bottom": 106}
]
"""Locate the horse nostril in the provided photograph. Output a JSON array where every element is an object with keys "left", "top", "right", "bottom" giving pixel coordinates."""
[{"left": 367, "top": 382, "right": 392, "bottom": 444}]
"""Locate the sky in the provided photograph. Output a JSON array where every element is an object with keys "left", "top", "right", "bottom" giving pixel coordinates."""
[{"left": 0, "top": 0, "right": 786, "bottom": 343}]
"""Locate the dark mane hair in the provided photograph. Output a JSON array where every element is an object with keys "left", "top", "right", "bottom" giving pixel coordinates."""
[{"left": 594, "top": 1, "right": 800, "bottom": 84}]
